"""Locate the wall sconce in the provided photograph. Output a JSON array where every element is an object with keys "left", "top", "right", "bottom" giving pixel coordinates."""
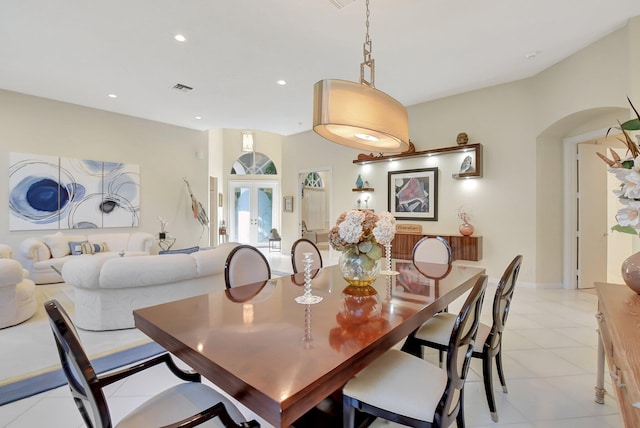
[{"left": 241, "top": 131, "right": 254, "bottom": 152}]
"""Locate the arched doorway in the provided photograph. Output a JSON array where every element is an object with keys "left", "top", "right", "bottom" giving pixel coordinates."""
[
  {"left": 229, "top": 152, "right": 280, "bottom": 246},
  {"left": 537, "top": 106, "right": 630, "bottom": 289}
]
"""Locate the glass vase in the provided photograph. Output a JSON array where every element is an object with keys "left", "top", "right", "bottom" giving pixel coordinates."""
[
  {"left": 622, "top": 251, "right": 640, "bottom": 294},
  {"left": 338, "top": 249, "right": 380, "bottom": 287}
]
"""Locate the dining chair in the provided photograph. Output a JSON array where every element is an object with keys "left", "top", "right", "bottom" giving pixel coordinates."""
[
  {"left": 44, "top": 299, "right": 259, "bottom": 428},
  {"left": 224, "top": 244, "right": 271, "bottom": 288},
  {"left": 290, "top": 238, "right": 323, "bottom": 273},
  {"left": 403, "top": 255, "right": 523, "bottom": 422},
  {"left": 342, "top": 274, "right": 488, "bottom": 428},
  {"left": 412, "top": 236, "right": 452, "bottom": 264}
]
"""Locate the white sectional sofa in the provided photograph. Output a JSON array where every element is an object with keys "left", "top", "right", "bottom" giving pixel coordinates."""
[
  {"left": 61, "top": 242, "right": 241, "bottom": 331},
  {"left": 18, "top": 231, "right": 154, "bottom": 284}
]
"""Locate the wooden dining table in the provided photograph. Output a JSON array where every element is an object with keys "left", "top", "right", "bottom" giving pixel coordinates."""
[{"left": 133, "top": 261, "right": 485, "bottom": 427}]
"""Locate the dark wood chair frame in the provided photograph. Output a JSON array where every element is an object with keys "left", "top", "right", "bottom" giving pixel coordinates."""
[
  {"left": 290, "top": 238, "right": 323, "bottom": 274},
  {"left": 344, "top": 275, "right": 488, "bottom": 428},
  {"left": 403, "top": 255, "right": 523, "bottom": 422},
  {"left": 45, "top": 299, "right": 259, "bottom": 428},
  {"left": 223, "top": 244, "right": 271, "bottom": 289}
]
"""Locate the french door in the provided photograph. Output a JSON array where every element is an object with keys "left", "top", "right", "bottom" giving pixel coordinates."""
[{"left": 228, "top": 181, "right": 279, "bottom": 246}]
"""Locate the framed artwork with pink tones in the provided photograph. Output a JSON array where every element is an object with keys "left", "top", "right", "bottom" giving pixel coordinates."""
[{"left": 388, "top": 167, "right": 438, "bottom": 221}]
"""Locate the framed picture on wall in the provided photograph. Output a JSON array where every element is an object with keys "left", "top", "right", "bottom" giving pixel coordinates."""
[
  {"left": 388, "top": 167, "right": 438, "bottom": 221},
  {"left": 283, "top": 196, "right": 294, "bottom": 213}
]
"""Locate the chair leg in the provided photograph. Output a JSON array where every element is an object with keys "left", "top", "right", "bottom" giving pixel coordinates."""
[
  {"left": 456, "top": 388, "right": 466, "bottom": 428},
  {"left": 482, "top": 352, "right": 499, "bottom": 422},
  {"left": 343, "top": 395, "right": 355, "bottom": 428},
  {"left": 495, "top": 350, "right": 508, "bottom": 393},
  {"left": 400, "top": 334, "right": 424, "bottom": 359}
]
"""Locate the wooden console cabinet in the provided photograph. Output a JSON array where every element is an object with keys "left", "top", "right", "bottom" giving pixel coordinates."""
[
  {"left": 595, "top": 282, "right": 640, "bottom": 427},
  {"left": 390, "top": 233, "right": 482, "bottom": 261}
]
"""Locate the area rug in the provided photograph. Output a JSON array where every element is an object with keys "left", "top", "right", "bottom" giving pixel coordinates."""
[
  {"left": 0, "top": 341, "right": 165, "bottom": 406},
  {"left": 0, "top": 283, "right": 157, "bottom": 405}
]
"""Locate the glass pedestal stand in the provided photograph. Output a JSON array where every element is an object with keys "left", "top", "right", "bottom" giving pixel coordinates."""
[
  {"left": 302, "top": 304, "right": 313, "bottom": 349},
  {"left": 295, "top": 253, "right": 323, "bottom": 304},
  {"left": 379, "top": 242, "right": 399, "bottom": 276}
]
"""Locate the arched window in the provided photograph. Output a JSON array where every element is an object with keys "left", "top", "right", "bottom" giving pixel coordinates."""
[
  {"left": 231, "top": 152, "right": 277, "bottom": 175},
  {"left": 304, "top": 172, "right": 323, "bottom": 188}
]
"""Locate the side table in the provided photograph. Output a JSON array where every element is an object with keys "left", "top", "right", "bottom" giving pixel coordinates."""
[
  {"left": 269, "top": 238, "right": 281, "bottom": 252},
  {"left": 157, "top": 235, "right": 176, "bottom": 251}
]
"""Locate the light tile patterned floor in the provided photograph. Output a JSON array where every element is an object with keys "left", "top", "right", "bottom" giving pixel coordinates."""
[{"left": 0, "top": 251, "right": 622, "bottom": 427}]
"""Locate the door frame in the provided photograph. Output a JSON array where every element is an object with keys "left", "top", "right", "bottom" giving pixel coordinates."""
[
  {"left": 563, "top": 127, "right": 624, "bottom": 289},
  {"left": 296, "top": 167, "right": 333, "bottom": 240}
]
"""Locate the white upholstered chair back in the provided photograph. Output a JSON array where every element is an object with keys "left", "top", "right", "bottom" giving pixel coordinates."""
[
  {"left": 412, "top": 236, "right": 452, "bottom": 264},
  {"left": 291, "top": 239, "right": 322, "bottom": 273},
  {"left": 224, "top": 245, "right": 271, "bottom": 288}
]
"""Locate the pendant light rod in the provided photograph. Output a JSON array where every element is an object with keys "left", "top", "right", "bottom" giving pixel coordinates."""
[{"left": 360, "top": 0, "right": 374, "bottom": 88}]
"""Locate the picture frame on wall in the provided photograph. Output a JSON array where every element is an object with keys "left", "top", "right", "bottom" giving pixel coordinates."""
[
  {"left": 283, "top": 196, "right": 294, "bottom": 213},
  {"left": 388, "top": 167, "right": 438, "bottom": 221}
]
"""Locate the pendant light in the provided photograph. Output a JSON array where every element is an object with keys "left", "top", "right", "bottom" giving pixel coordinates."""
[
  {"left": 241, "top": 131, "right": 254, "bottom": 152},
  {"left": 313, "top": 0, "right": 409, "bottom": 153}
]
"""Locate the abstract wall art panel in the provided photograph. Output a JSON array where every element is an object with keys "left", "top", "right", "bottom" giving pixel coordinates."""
[
  {"left": 9, "top": 153, "right": 140, "bottom": 231},
  {"left": 100, "top": 161, "right": 140, "bottom": 228},
  {"left": 9, "top": 153, "right": 62, "bottom": 231},
  {"left": 59, "top": 157, "right": 100, "bottom": 229}
]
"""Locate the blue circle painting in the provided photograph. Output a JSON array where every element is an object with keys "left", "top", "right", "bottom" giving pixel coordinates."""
[{"left": 25, "top": 178, "right": 69, "bottom": 212}]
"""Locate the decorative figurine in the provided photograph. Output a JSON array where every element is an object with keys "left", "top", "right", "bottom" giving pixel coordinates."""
[{"left": 456, "top": 132, "right": 469, "bottom": 146}]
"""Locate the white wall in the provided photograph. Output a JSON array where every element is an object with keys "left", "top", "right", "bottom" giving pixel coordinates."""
[{"left": 0, "top": 89, "right": 209, "bottom": 254}]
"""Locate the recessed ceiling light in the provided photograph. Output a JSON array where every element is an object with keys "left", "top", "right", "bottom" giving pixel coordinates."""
[
  {"left": 276, "top": 80, "right": 287, "bottom": 86},
  {"left": 108, "top": 94, "right": 117, "bottom": 98},
  {"left": 175, "top": 34, "right": 187, "bottom": 42},
  {"left": 195, "top": 116, "right": 202, "bottom": 120}
]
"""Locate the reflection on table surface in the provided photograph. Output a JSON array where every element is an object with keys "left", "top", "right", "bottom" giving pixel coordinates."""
[{"left": 134, "top": 261, "right": 484, "bottom": 426}]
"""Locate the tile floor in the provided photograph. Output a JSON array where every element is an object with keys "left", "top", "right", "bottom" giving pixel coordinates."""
[{"left": 0, "top": 250, "right": 623, "bottom": 427}]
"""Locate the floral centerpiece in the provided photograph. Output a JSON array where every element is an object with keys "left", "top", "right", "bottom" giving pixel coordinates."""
[
  {"left": 597, "top": 97, "right": 640, "bottom": 292},
  {"left": 597, "top": 97, "right": 640, "bottom": 235},
  {"left": 329, "top": 210, "right": 396, "bottom": 287}
]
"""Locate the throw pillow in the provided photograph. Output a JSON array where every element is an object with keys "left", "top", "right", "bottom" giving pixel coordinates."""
[
  {"left": 43, "top": 232, "right": 71, "bottom": 258},
  {"left": 80, "top": 242, "right": 94, "bottom": 254},
  {"left": 159, "top": 246, "right": 199, "bottom": 255},
  {"left": 80, "top": 242, "right": 109, "bottom": 254},
  {"left": 69, "top": 240, "right": 89, "bottom": 255},
  {"left": 92, "top": 242, "right": 109, "bottom": 253}
]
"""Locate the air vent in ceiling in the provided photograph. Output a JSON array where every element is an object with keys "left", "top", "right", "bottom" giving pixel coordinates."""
[
  {"left": 172, "top": 83, "right": 193, "bottom": 93},
  {"left": 329, "top": 0, "right": 355, "bottom": 9}
]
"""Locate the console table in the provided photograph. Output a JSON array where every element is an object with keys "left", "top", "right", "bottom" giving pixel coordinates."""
[
  {"left": 595, "top": 282, "right": 640, "bottom": 427},
  {"left": 391, "top": 233, "right": 482, "bottom": 261}
]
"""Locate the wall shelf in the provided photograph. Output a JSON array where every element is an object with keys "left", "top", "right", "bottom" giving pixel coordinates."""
[
  {"left": 352, "top": 187, "right": 374, "bottom": 192},
  {"left": 353, "top": 143, "right": 483, "bottom": 179}
]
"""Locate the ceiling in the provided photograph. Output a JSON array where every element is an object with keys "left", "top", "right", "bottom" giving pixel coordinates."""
[{"left": 2, "top": 0, "right": 640, "bottom": 137}]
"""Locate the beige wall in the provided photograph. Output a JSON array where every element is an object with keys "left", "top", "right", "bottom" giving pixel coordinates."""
[
  {"left": 281, "top": 16, "right": 640, "bottom": 286},
  {"left": 284, "top": 81, "right": 536, "bottom": 284},
  {"left": 2, "top": 16, "right": 639, "bottom": 287},
  {"left": 0, "top": 89, "right": 209, "bottom": 254}
]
